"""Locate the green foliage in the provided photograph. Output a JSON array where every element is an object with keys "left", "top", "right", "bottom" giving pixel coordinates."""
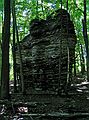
[
  {"left": 0, "top": 0, "right": 3, "bottom": 11},
  {"left": 0, "top": 0, "right": 89, "bottom": 80}
]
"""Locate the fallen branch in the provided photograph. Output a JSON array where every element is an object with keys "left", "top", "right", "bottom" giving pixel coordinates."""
[{"left": 19, "top": 112, "right": 89, "bottom": 118}]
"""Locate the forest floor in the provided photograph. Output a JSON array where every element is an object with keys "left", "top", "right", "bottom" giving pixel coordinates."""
[{"left": 1, "top": 74, "right": 89, "bottom": 120}]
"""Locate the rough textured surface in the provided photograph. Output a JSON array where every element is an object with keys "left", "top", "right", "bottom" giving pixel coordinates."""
[{"left": 16, "top": 9, "right": 77, "bottom": 93}]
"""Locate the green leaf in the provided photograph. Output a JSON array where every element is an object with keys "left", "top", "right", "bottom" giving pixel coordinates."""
[
  {"left": 0, "top": 15, "right": 2, "bottom": 22},
  {"left": 0, "top": 0, "right": 3, "bottom": 11}
]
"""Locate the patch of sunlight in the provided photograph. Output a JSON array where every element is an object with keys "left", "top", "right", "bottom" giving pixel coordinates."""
[
  {"left": 18, "top": 107, "right": 28, "bottom": 113},
  {"left": 85, "top": 91, "right": 89, "bottom": 93},
  {"left": 75, "top": 84, "right": 81, "bottom": 86},
  {"left": 71, "top": 84, "right": 73, "bottom": 86},
  {"left": 78, "top": 86, "right": 87, "bottom": 90},
  {"left": 81, "top": 81, "right": 89, "bottom": 85},
  {"left": 77, "top": 89, "right": 82, "bottom": 92},
  {"left": 87, "top": 97, "right": 89, "bottom": 100},
  {"left": 75, "top": 81, "right": 89, "bottom": 87}
]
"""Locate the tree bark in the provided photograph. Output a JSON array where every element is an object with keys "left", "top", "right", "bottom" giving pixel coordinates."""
[
  {"left": 11, "top": 1, "right": 24, "bottom": 93},
  {"left": 74, "top": 54, "right": 76, "bottom": 77},
  {"left": 15, "top": 18, "right": 25, "bottom": 93},
  {"left": 80, "top": 44, "right": 85, "bottom": 74},
  {"left": 82, "top": 0, "right": 89, "bottom": 81},
  {"left": 12, "top": 0, "right": 17, "bottom": 93},
  {"left": 1, "top": 0, "right": 10, "bottom": 99}
]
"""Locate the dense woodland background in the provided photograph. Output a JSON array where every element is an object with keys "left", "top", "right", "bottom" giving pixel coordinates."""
[
  {"left": 1, "top": 0, "right": 89, "bottom": 120},
  {"left": 0, "top": 0, "right": 89, "bottom": 98}
]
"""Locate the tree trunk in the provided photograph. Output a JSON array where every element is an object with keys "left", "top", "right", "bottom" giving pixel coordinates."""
[
  {"left": 80, "top": 44, "right": 85, "bottom": 74},
  {"left": 74, "top": 54, "right": 76, "bottom": 77},
  {"left": 36, "top": 0, "right": 39, "bottom": 18},
  {"left": 82, "top": 0, "right": 89, "bottom": 81},
  {"left": 0, "top": 11, "right": 3, "bottom": 84},
  {"left": 12, "top": 0, "right": 17, "bottom": 93},
  {"left": 41, "top": 0, "right": 44, "bottom": 18},
  {"left": 11, "top": 1, "right": 24, "bottom": 93},
  {"left": 1, "top": 0, "right": 10, "bottom": 99},
  {"left": 15, "top": 18, "right": 25, "bottom": 93},
  {"left": 66, "top": 1, "right": 70, "bottom": 88},
  {"left": 60, "top": 0, "right": 62, "bottom": 9}
]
